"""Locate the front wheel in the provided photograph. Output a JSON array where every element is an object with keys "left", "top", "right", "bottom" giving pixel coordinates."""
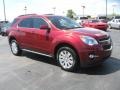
[
  {"left": 10, "top": 40, "right": 22, "bottom": 56},
  {"left": 56, "top": 47, "right": 79, "bottom": 72}
]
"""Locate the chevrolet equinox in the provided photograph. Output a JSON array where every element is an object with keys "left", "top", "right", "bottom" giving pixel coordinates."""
[{"left": 7, "top": 14, "right": 112, "bottom": 71}]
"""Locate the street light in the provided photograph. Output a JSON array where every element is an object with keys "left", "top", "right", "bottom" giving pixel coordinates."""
[
  {"left": 112, "top": 4, "right": 117, "bottom": 16},
  {"left": 53, "top": 7, "right": 56, "bottom": 15},
  {"left": 3, "top": 0, "right": 7, "bottom": 21},
  {"left": 106, "top": 0, "right": 108, "bottom": 19},
  {"left": 24, "top": 6, "right": 27, "bottom": 15},
  {"left": 81, "top": 5, "right": 85, "bottom": 17}
]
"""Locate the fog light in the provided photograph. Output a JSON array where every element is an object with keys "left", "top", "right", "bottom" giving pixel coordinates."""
[{"left": 89, "top": 54, "right": 99, "bottom": 59}]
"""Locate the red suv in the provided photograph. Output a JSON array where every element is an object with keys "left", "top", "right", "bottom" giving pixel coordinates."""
[{"left": 7, "top": 14, "right": 112, "bottom": 71}]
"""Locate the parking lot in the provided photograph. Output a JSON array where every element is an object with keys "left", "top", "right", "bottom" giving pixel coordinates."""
[{"left": 0, "top": 29, "right": 120, "bottom": 90}]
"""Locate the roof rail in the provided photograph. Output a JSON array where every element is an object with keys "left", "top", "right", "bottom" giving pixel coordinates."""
[
  {"left": 44, "top": 14, "right": 54, "bottom": 15},
  {"left": 18, "top": 14, "right": 37, "bottom": 17}
]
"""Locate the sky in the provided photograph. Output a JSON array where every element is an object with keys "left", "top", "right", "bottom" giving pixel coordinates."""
[{"left": 0, "top": 0, "right": 120, "bottom": 21}]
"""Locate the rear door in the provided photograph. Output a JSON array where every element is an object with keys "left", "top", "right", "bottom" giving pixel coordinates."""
[{"left": 17, "top": 18, "right": 35, "bottom": 49}]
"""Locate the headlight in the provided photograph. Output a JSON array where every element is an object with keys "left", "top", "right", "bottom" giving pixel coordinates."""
[{"left": 80, "top": 36, "right": 98, "bottom": 46}]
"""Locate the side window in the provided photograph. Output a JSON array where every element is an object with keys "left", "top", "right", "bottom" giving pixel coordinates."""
[
  {"left": 18, "top": 18, "right": 33, "bottom": 28},
  {"left": 11, "top": 18, "right": 19, "bottom": 26},
  {"left": 33, "top": 18, "right": 48, "bottom": 29}
]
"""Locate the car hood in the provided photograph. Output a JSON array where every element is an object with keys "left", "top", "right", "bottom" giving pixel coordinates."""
[{"left": 69, "top": 27, "right": 109, "bottom": 39}]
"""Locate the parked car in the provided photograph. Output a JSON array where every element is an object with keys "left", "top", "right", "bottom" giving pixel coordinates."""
[
  {"left": 96, "top": 16, "right": 108, "bottom": 23},
  {"left": 76, "top": 16, "right": 88, "bottom": 25},
  {"left": 82, "top": 19, "right": 108, "bottom": 31},
  {"left": 7, "top": 14, "right": 112, "bottom": 71},
  {"left": 1, "top": 22, "right": 10, "bottom": 36},
  {"left": 0, "top": 21, "right": 10, "bottom": 36},
  {"left": 107, "top": 19, "right": 120, "bottom": 29},
  {"left": 111, "top": 16, "right": 120, "bottom": 20},
  {"left": 99, "top": 19, "right": 108, "bottom": 23}
]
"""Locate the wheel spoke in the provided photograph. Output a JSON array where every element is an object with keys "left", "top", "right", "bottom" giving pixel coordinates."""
[
  {"left": 58, "top": 49, "right": 74, "bottom": 69},
  {"left": 11, "top": 41, "right": 18, "bottom": 54}
]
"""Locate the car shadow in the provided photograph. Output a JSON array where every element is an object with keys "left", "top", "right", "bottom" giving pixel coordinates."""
[
  {"left": 76, "top": 57, "right": 120, "bottom": 75},
  {"left": 22, "top": 51, "right": 58, "bottom": 66},
  {"left": 22, "top": 51, "right": 120, "bottom": 75}
]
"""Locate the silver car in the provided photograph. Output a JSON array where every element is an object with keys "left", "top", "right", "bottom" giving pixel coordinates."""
[
  {"left": 0, "top": 22, "right": 10, "bottom": 36},
  {"left": 108, "top": 19, "right": 120, "bottom": 29}
]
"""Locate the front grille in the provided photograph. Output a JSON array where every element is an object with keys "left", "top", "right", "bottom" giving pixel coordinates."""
[
  {"left": 98, "top": 36, "right": 112, "bottom": 50},
  {"left": 99, "top": 36, "right": 110, "bottom": 41}
]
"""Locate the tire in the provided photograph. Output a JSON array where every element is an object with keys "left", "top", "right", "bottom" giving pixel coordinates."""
[
  {"left": 108, "top": 24, "right": 112, "bottom": 29},
  {"left": 56, "top": 47, "right": 79, "bottom": 72},
  {"left": 1, "top": 33, "right": 5, "bottom": 36},
  {"left": 10, "top": 39, "right": 22, "bottom": 56}
]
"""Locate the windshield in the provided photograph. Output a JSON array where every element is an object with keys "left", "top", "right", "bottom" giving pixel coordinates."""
[
  {"left": 48, "top": 16, "right": 82, "bottom": 29},
  {"left": 80, "top": 17, "right": 88, "bottom": 19},
  {"left": 90, "top": 20, "right": 99, "bottom": 23},
  {"left": 99, "top": 16, "right": 107, "bottom": 19}
]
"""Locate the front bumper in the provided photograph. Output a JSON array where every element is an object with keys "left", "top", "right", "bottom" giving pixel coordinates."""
[{"left": 79, "top": 45, "right": 112, "bottom": 67}]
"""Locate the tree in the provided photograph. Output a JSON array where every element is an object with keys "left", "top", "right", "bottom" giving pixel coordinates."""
[
  {"left": 66, "top": 9, "right": 76, "bottom": 19},
  {"left": 87, "top": 15, "right": 91, "bottom": 19}
]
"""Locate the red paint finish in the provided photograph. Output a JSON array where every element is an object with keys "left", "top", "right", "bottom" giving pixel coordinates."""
[{"left": 7, "top": 14, "right": 112, "bottom": 67}]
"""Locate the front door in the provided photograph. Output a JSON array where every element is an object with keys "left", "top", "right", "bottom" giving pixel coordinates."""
[{"left": 32, "top": 17, "right": 53, "bottom": 54}]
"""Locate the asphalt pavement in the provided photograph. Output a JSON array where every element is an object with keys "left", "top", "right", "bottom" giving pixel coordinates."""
[{"left": 0, "top": 29, "right": 120, "bottom": 90}]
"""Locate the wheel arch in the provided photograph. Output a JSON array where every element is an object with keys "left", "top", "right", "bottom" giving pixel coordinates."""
[
  {"left": 54, "top": 43, "right": 80, "bottom": 60},
  {"left": 8, "top": 36, "right": 16, "bottom": 44}
]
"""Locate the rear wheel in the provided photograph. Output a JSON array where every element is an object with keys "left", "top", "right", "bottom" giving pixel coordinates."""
[
  {"left": 56, "top": 47, "right": 79, "bottom": 72},
  {"left": 10, "top": 40, "right": 22, "bottom": 56}
]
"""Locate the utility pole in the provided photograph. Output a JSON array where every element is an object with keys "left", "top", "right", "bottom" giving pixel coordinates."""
[
  {"left": 3, "top": 0, "right": 6, "bottom": 21},
  {"left": 81, "top": 5, "right": 85, "bottom": 17}
]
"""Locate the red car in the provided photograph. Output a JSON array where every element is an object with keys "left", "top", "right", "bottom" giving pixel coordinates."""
[
  {"left": 7, "top": 14, "right": 112, "bottom": 71},
  {"left": 82, "top": 19, "right": 108, "bottom": 31}
]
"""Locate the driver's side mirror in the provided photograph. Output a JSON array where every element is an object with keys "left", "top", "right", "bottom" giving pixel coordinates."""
[{"left": 40, "top": 25, "right": 51, "bottom": 33}]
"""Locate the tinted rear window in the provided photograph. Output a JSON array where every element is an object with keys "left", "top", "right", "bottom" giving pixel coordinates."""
[{"left": 18, "top": 18, "right": 33, "bottom": 28}]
